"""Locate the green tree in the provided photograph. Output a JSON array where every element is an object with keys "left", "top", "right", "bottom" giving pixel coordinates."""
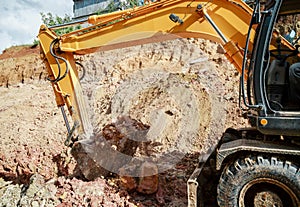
[
  {"left": 97, "top": 0, "right": 139, "bottom": 15},
  {"left": 33, "top": 13, "right": 80, "bottom": 46},
  {"left": 40, "top": 12, "right": 80, "bottom": 35}
]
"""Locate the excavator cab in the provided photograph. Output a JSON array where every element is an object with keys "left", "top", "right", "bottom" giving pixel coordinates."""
[{"left": 243, "top": 0, "right": 300, "bottom": 136}]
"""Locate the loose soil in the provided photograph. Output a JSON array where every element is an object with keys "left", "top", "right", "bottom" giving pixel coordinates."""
[{"left": 0, "top": 38, "right": 247, "bottom": 206}]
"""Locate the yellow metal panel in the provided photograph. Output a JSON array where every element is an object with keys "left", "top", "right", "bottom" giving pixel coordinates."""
[{"left": 60, "top": 0, "right": 253, "bottom": 55}]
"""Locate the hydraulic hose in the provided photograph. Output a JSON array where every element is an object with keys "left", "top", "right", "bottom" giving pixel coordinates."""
[{"left": 48, "top": 39, "right": 69, "bottom": 83}]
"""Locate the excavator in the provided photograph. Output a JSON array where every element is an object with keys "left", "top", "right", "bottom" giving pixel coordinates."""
[{"left": 38, "top": 0, "right": 300, "bottom": 206}]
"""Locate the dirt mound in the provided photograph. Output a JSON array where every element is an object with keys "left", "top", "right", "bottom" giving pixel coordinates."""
[
  {"left": 0, "top": 45, "right": 44, "bottom": 87},
  {"left": 0, "top": 38, "right": 246, "bottom": 206},
  {"left": 0, "top": 45, "right": 39, "bottom": 60}
]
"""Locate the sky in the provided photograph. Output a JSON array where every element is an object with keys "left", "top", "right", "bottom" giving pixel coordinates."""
[{"left": 0, "top": 0, "right": 74, "bottom": 53}]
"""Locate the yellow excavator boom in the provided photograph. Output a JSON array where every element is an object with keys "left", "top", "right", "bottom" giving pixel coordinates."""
[{"left": 38, "top": 0, "right": 255, "bottom": 137}]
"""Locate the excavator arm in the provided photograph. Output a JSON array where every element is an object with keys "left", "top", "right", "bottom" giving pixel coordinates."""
[{"left": 38, "top": 0, "right": 255, "bottom": 139}]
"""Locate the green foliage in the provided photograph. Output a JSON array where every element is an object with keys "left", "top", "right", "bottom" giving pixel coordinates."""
[
  {"left": 97, "top": 1, "right": 119, "bottom": 15},
  {"left": 32, "top": 38, "right": 40, "bottom": 47},
  {"left": 97, "top": 2, "right": 115, "bottom": 14},
  {"left": 127, "top": 0, "right": 139, "bottom": 8},
  {"left": 34, "top": 13, "right": 81, "bottom": 46},
  {"left": 97, "top": 0, "right": 140, "bottom": 15},
  {"left": 40, "top": 12, "right": 72, "bottom": 27},
  {"left": 40, "top": 12, "right": 81, "bottom": 35}
]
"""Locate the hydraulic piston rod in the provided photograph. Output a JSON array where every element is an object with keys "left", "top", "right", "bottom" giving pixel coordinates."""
[
  {"left": 60, "top": 106, "right": 71, "bottom": 134},
  {"left": 198, "top": 5, "right": 228, "bottom": 44}
]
